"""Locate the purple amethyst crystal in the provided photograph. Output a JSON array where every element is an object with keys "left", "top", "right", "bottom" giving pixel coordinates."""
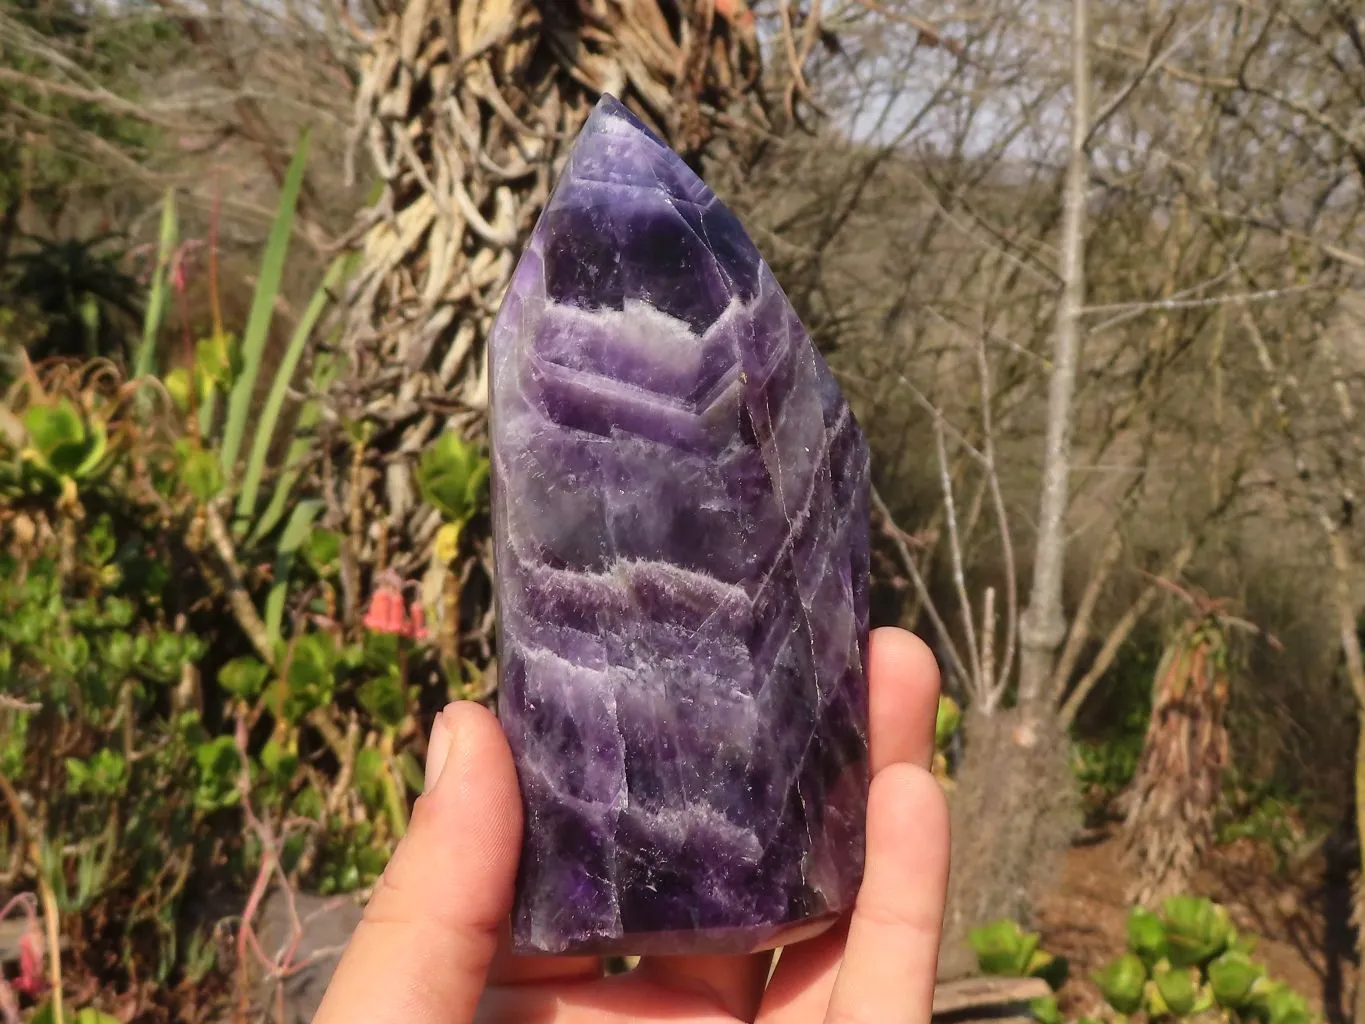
[{"left": 489, "top": 95, "right": 871, "bottom": 957}]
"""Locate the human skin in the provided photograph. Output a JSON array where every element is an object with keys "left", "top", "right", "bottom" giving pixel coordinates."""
[{"left": 314, "top": 625, "right": 951, "bottom": 1024}]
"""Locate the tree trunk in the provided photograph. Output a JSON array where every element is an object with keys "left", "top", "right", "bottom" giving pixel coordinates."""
[
  {"left": 940, "top": 0, "right": 1092, "bottom": 971},
  {"left": 1325, "top": 529, "right": 1365, "bottom": 1024},
  {"left": 1018, "top": 0, "right": 1090, "bottom": 707},
  {"left": 1354, "top": 718, "right": 1365, "bottom": 1024},
  {"left": 327, "top": 1, "right": 767, "bottom": 645}
]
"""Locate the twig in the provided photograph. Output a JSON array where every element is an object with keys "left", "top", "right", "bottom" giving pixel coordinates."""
[
  {"left": 230, "top": 713, "right": 316, "bottom": 1020},
  {"left": 933, "top": 416, "right": 982, "bottom": 697},
  {"left": 973, "top": 329, "right": 1017, "bottom": 699},
  {"left": 870, "top": 485, "right": 968, "bottom": 691},
  {"left": 203, "top": 503, "right": 274, "bottom": 665}
]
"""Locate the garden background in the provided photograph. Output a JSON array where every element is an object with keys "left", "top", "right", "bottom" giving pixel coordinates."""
[{"left": 3, "top": 1, "right": 1365, "bottom": 1022}]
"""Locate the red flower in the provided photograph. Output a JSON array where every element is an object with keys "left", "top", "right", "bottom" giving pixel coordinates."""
[
  {"left": 15, "top": 923, "right": 45, "bottom": 997},
  {"left": 363, "top": 583, "right": 407, "bottom": 635},
  {"left": 365, "top": 574, "right": 431, "bottom": 643},
  {"left": 406, "top": 600, "right": 429, "bottom": 642}
]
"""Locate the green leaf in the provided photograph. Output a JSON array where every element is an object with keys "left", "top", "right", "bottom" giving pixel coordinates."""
[
  {"left": 1143, "top": 978, "right": 1170, "bottom": 1018},
  {"left": 416, "top": 431, "right": 489, "bottom": 524},
  {"left": 969, "top": 919, "right": 1038, "bottom": 977},
  {"left": 195, "top": 332, "right": 231, "bottom": 389},
  {"left": 85, "top": 515, "right": 117, "bottom": 565},
  {"left": 193, "top": 735, "right": 242, "bottom": 812},
  {"left": 25, "top": 400, "right": 87, "bottom": 474},
  {"left": 358, "top": 667, "right": 406, "bottom": 729},
  {"left": 353, "top": 747, "right": 385, "bottom": 807},
  {"left": 1255, "top": 980, "right": 1313, "bottom": 1024},
  {"left": 1029, "top": 996, "right": 1060, "bottom": 1024},
  {"left": 302, "top": 527, "right": 343, "bottom": 576},
  {"left": 165, "top": 366, "right": 194, "bottom": 412},
  {"left": 221, "top": 129, "right": 311, "bottom": 478},
  {"left": 1126, "top": 905, "right": 1168, "bottom": 966},
  {"left": 260, "top": 738, "right": 299, "bottom": 785},
  {"left": 238, "top": 249, "right": 353, "bottom": 520},
  {"left": 293, "top": 784, "right": 324, "bottom": 819},
  {"left": 250, "top": 352, "right": 339, "bottom": 543},
  {"left": 220, "top": 656, "right": 270, "bottom": 700},
  {"left": 398, "top": 750, "right": 426, "bottom": 794},
  {"left": 1093, "top": 953, "right": 1148, "bottom": 1015},
  {"left": 1162, "top": 895, "right": 1232, "bottom": 967},
  {"left": 1208, "top": 950, "right": 1264, "bottom": 1009},
  {"left": 66, "top": 756, "right": 91, "bottom": 793},
  {"left": 185, "top": 925, "right": 218, "bottom": 984},
  {"left": 264, "top": 500, "right": 324, "bottom": 646},
  {"left": 279, "top": 629, "right": 337, "bottom": 722},
  {"left": 73, "top": 1008, "right": 123, "bottom": 1024},
  {"left": 87, "top": 749, "right": 128, "bottom": 796},
  {"left": 142, "top": 630, "right": 190, "bottom": 683},
  {"left": 1153, "top": 962, "right": 1199, "bottom": 1016},
  {"left": 356, "top": 844, "right": 389, "bottom": 879},
  {"left": 177, "top": 439, "right": 224, "bottom": 502},
  {"left": 102, "top": 597, "right": 134, "bottom": 627},
  {"left": 934, "top": 694, "right": 961, "bottom": 750},
  {"left": 135, "top": 189, "right": 179, "bottom": 377}
]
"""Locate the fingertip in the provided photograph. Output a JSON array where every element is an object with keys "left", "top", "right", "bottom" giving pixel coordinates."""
[
  {"left": 416, "top": 702, "right": 522, "bottom": 917},
  {"left": 869, "top": 627, "right": 941, "bottom": 695},
  {"left": 867, "top": 627, "right": 942, "bottom": 772}
]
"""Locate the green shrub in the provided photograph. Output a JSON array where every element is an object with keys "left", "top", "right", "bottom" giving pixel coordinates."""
[{"left": 0, "top": 132, "right": 474, "bottom": 1014}]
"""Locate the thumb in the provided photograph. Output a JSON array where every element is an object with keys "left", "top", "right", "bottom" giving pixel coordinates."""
[{"left": 315, "top": 701, "right": 523, "bottom": 1024}]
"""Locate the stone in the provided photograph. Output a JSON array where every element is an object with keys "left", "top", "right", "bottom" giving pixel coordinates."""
[
  {"left": 489, "top": 94, "right": 872, "bottom": 957},
  {"left": 254, "top": 890, "right": 361, "bottom": 1022}
]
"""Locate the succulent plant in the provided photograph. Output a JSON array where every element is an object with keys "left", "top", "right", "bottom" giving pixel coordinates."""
[
  {"left": 1093, "top": 952, "right": 1149, "bottom": 1015},
  {"left": 975, "top": 895, "right": 1320, "bottom": 1024},
  {"left": 1161, "top": 895, "right": 1234, "bottom": 967},
  {"left": 1127, "top": 905, "right": 1170, "bottom": 966}
]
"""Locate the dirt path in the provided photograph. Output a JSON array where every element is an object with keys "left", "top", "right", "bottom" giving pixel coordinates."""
[{"left": 1035, "top": 834, "right": 1355, "bottom": 1021}]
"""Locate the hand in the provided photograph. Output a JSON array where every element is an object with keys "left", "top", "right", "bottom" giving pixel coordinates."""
[{"left": 314, "top": 626, "right": 950, "bottom": 1024}]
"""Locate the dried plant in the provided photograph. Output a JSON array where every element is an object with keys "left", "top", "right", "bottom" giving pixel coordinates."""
[
  {"left": 334, "top": 0, "right": 766, "bottom": 448},
  {"left": 1120, "top": 585, "right": 1267, "bottom": 907}
]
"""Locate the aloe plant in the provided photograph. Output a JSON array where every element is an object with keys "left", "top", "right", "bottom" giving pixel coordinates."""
[
  {"left": 262, "top": 499, "right": 324, "bottom": 646},
  {"left": 237, "top": 248, "right": 355, "bottom": 523},
  {"left": 142, "top": 131, "right": 353, "bottom": 656},
  {"left": 133, "top": 190, "right": 178, "bottom": 378},
  {"left": 219, "top": 128, "right": 312, "bottom": 479}
]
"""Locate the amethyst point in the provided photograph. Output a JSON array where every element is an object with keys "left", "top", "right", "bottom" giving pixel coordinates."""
[{"left": 490, "top": 94, "right": 872, "bottom": 957}]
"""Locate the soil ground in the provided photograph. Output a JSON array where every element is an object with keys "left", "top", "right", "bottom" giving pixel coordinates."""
[{"left": 1036, "top": 831, "right": 1357, "bottom": 1022}]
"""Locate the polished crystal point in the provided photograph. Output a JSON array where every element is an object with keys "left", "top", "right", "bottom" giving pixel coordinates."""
[{"left": 489, "top": 94, "right": 871, "bottom": 956}]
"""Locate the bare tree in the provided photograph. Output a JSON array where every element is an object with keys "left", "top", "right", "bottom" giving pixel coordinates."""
[{"left": 1017, "top": 0, "right": 1090, "bottom": 710}]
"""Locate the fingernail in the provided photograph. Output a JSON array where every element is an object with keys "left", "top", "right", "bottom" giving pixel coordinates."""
[{"left": 425, "top": 710, "right": 453, "bottom": 791}]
